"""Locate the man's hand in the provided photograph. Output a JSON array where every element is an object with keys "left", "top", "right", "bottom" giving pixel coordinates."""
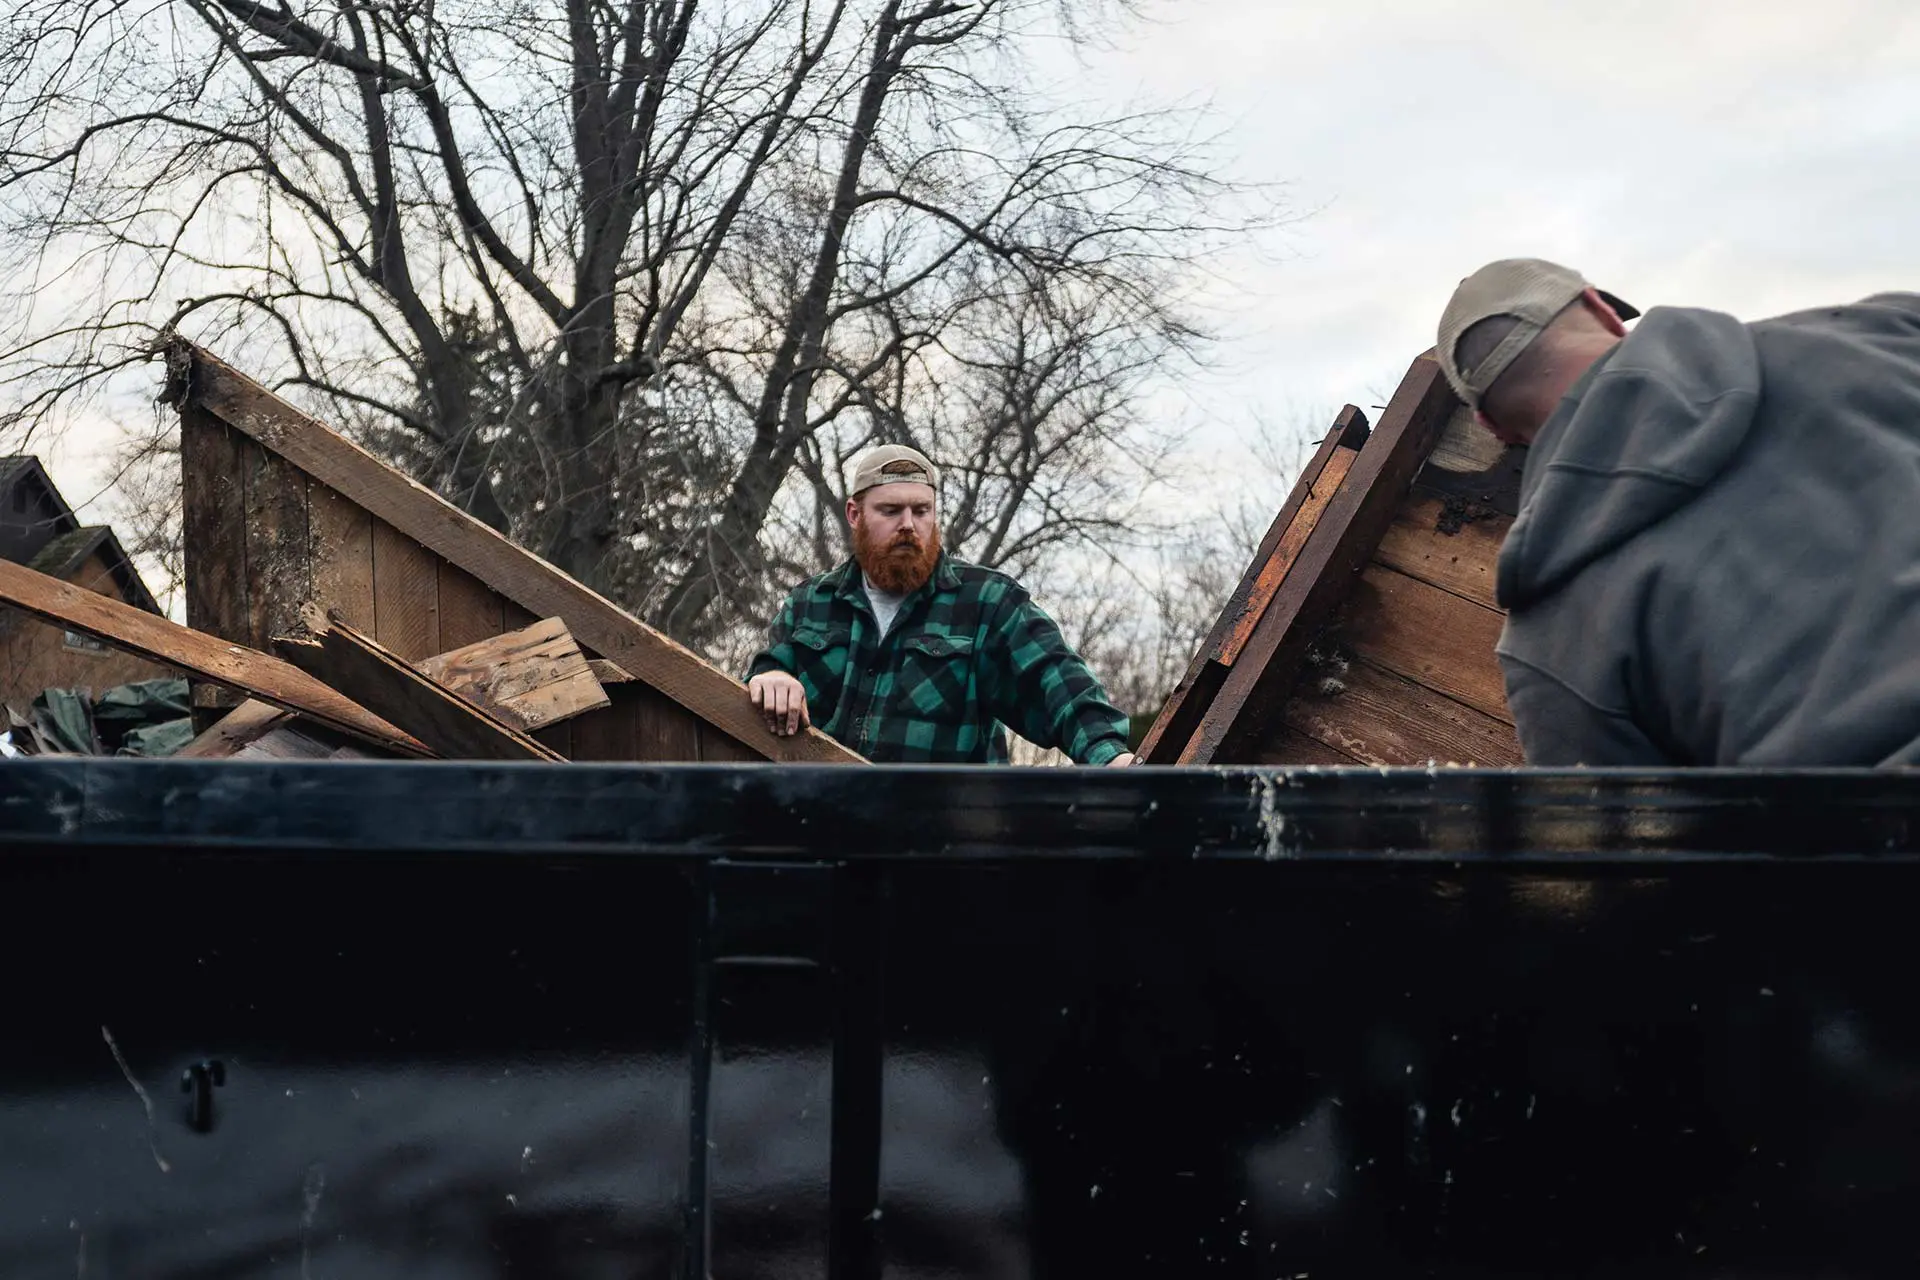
[
  {"left": 1105, "top": 751, "right": 1139, "bottom": 768},
  {"left": 748, "top": 670, "right": 811, "bottom": 737}
]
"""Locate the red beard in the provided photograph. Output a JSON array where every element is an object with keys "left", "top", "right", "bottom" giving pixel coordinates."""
[{"left": 853, "top": 520, "right": 941, "bottom": 595}]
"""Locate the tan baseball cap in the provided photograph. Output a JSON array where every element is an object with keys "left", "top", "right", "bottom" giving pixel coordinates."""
[
  {"left": 1436, "top": 259, "right": 1639, "bottom": 410},
  {"left": 849, "top": 444, "right": 939, "bottom": 496}
]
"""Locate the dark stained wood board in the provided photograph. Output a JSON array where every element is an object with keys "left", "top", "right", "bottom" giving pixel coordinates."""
[
  {"left": 1188, "top": 357, "right": 1459, "bottom": 764},
  {"left": 437, "top": 561, "right": 507, "bottom": 650},
  {"left": 174, "top": 338, "right": 862, "bottom": 764},
  {"left": 370, "top": 518, "right": 442, "bottom": 662},
  {"left": 181, "top": 408, "right": 252, "bottom": 644},
  {"left": 1340, "top": 564, "right": 1511, "bottom": 725},
  {"left": 1137, "top": 408, "right": 1366, "bottom": 763},
  {"left": 308, "top": 478, "right": 376, "bottom": 631},
  {"left": 1282, "top": 657, "right": 1523, "bottom": 767},
  {"left": 240, "top": 435, "right": 312, "bottom": 649},
  {"left": 1374, "top": 490, "right": 1510, "bottom": 612},
  {"left": 1248, "top": 725, "right": 1363, "bottom": 768}
]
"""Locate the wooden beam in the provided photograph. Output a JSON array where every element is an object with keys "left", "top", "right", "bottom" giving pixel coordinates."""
[
  {"left": 1137, "top": 405, "right": 1369, "bottom": 764},
  {"left": 175, "top": 699, "right": 289, "bottom": 759},
  {"left": 1182, "top": 354, "right": 1459, "bottom": 764},
  {"left": 415, "top": 616, "right": 610, "bottom": 731},
  {"left": 278, "top": 608, "right": 565, "bottom": 762},
  {"left": 169, "top": 339, "right": 862, "bottom": 765},
  {"left": 0, "top": 557, "right": 428, "bottom": 756}
]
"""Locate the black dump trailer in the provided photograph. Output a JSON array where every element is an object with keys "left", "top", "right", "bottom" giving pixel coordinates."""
[{"left": 2, "top": 759, "right": 1918, "bottom": 1278}]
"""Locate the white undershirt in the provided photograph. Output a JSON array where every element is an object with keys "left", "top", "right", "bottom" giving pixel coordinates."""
[{"left": 863, "top": 576, "right": 908, "bottom": 637}]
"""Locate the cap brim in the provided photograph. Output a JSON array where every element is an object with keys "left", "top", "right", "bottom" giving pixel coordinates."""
[{"left": 1598, "top": 289, "right": 1640, "bottom": 322}]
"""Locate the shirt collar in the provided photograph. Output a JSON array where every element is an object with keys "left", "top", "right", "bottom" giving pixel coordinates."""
[{"left": 830, "top": 552, "right": 961, "bottom": 609}]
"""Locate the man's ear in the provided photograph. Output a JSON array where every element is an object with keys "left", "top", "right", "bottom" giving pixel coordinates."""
[
  {"left": 845, "top": 497, "right": 861, "bottom": 528},
  {"left": 1583, "top": 286, "right": 1631, "bottom": 338}
]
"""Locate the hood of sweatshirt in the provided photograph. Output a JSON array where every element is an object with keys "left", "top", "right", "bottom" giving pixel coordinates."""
[{"left": 1496, "top": 306, "right": 1761, "bottom": 611}]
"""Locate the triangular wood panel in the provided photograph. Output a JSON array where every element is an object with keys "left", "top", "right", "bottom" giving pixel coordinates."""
[
  {"left": 1142, "top": 352, "right": 1526, "bottom": 767},
  {"left": 165, "top": 338, "right": 862, "bottom": 764}
]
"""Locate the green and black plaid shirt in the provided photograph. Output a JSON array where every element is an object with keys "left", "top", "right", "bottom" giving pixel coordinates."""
[{"left": 748, "top": 554, "right": 1130, "bottom": 764}]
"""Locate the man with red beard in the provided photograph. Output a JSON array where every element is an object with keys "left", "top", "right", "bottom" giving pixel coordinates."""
[{"left": 747, "top": 445, "right": 1138, "bottom": 765}]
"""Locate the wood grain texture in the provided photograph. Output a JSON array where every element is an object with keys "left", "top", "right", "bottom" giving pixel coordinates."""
[
  {"left": 176, "top": 698, "right": 289, "bottom": 759},
  {"left": 437, "top": 561, "right": 505, "bottom": 649},
  {"left": 415, "top": 616, "right": 609, "bottom": 731},
  {"left": 697, "top": 724, "right": 762, "bottom": 762},
  {"left": 567, "top": 702, "right": 635, "bottom": 761},
  {"left": 1248, "top": 726, "right": 1362, "bottom": 768},
  {"left": 240, "top": 436, "right": 311, "bottom": 650},
  {"left": 1216, "top": 445, "right": 1358, "bottom": 666},
  {"left": 0, "top": 558, "right": 427, "bottom": 755},
  {"left": 1373, "top": 491, "right": 1512, "bottom": 611},
  {"left": 1342, "top": 564, "right": 1511, "bottom": 724},
  {"left": 234, "top": 725, "right": 337, "bottom": 760},
  {"left": 308, "top": 479, "right": 375, "bottom": 630},
  {"left": 1137, "top": 408, "right": 1363, "bottom": 764},
  {"left": 181, "top": 407, "right": 250, "bottom": 643},
  {"left": 1282, "top": 658, "right": 1522, "bottom": 767},
  {"left": 370, "top": 518, "right": 441, "bottom": 661},
  {"left": 176, "top": 338, "right": 861, "bottom": 764},
  {"left": 1186, "top": 357, "right": 1458, "bottom": 764},
  {"left": 279, "top": 609, "right": 562, "bottom": 761}
]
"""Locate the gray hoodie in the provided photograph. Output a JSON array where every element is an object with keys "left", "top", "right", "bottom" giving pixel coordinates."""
[{"left": 1496, "top": 293, "right": 1920, "bottom": 765}]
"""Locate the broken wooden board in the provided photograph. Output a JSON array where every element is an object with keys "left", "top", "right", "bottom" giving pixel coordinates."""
[
  {"left": 0, "top": 557, "right": 427, "bottom": 756},
  {"left": 176, "top": 699, "right": 289, "bottom": 758},
  {"left": 1148, "top": 352, "right": 1529, "bottom": 768},
  {"left": 165, "top": 338, "right": 861, "bottom": 764},
  {"left": 1138, "top": 406, "right": 1370, "bottom": 763},
  {"left": 278, "top": 608, "right": 564, "bottom": 762},
  {"left": 415, "top": 616, "right": 609, "bottom": 732},
  {"left": 179, "top": 697, "right": 383, "bottom": 761}
]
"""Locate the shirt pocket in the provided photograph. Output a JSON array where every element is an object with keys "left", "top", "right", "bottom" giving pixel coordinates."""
[
  {"left": 894, "top": 632, "right": 978, "bottom": 721},
  {"left": 789, "top": 623, "right": 852, "bottom": 706}
]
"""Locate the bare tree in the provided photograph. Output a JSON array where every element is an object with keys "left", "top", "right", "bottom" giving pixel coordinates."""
[{"left": 0, "top": 0, "right": 1265, "bottom": 653}]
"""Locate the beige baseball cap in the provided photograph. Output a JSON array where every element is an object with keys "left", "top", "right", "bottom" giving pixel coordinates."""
[
  {"left": 1436, "top": 259, "right": 1639, "bottom": 410},
  {"left": 849, "top": 444, "right": 939, "bottom": 496}
]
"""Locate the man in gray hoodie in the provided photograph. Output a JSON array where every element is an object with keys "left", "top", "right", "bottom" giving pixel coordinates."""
[{"left": 1436, "top": 258, "right": 1920, "bottom": 765}]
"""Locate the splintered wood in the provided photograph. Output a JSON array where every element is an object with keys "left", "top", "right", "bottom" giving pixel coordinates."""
[
  {"left": 416, "top": 617, "right": 609, "bottom": 732},
  {"left": 0, "top": 556, "right": 427, "bottom": 756},
  {"left": 278, "top": 608, "right": 565, "bottom": 762}
]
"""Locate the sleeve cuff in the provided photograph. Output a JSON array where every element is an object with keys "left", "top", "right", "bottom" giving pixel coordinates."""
[{"left": 1079, "top": 737, "right": 1127, "bottom": 767}]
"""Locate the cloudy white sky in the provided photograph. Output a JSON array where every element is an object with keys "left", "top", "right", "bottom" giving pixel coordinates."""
[
  {"left": 1060, "top": 0, "right": 1920, "bottom": 468},
  {"left": 45, "top": 0, "right": 1920, "bottom": 535}
]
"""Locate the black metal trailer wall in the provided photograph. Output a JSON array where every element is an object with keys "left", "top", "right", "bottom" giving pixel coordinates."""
[{"left": 3, "top": 761, "right": 1919, "bottom": 1278}]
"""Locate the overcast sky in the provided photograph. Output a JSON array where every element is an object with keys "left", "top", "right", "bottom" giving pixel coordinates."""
[
  {"left": 49, "top": 0, "right": 1920, "bottom": 537},
  {"left": 1061, "top": 0, "right": 1920, "bottom": 471}
]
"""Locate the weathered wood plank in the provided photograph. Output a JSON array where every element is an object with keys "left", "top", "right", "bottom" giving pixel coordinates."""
[
  {"left": 437, "top": 561, "right": 505, "bottom": 650},
  {"left": 1138, "top": 407, "right": 1367, "bottom": 764},
  {"left": 175, "top": 698, "right": 289, "bottom": 759},
  {"left": 1217, "top": 444, "right": 1358, "bottom": 666},
  {"left": 279, "top": 608, "right": 562, "bottom": 762},
  {"left": 697, "top": 724, "right": 762, "bottom": 762},
  {"left": 181, "top": 407, "right": 251, "bottom": 644},
  {"left": 1281, "top": 658, "right": 1523, "bottom": 767},
  {"left": 1248, "top": 726, "right": 1363, "bottom": 768},
  {"left": 370, "top": 519, "right": 441, "bottom": 662},
  {"left": 308, "top": 479, "right": 376, "bottom": 630},
  {"left": 176, "top": 339, "right": 860, "bottom": 764},
  {"left": 1342, "top": 564, "right": 1511, "bottom": 724},
  {"left": 415, "top": 616, "right": 609, "bottom": 731},
  {"left": 567, "top": 703, "right": 635, "bottom": 761},
  {"left": 240, "top": 436, "right": 311, "bottom": 650},
  {"left": 0, "top": 558, "right": 427, "bottom": 755},
  {"left": 1186, "top": 358, "right": 1459, "bottom": 764},
  {"left": 1373, "top": 490, "right": 1511, "bottom": 612}
]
